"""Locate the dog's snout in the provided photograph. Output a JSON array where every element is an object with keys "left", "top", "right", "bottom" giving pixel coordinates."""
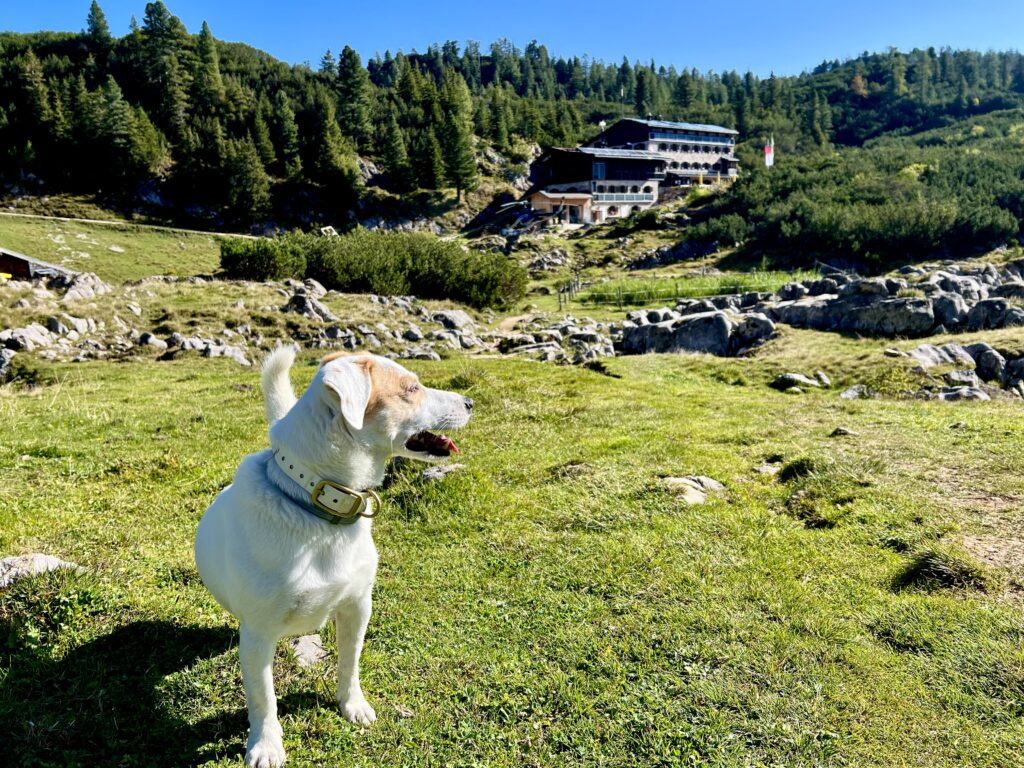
[{"left": 463, "top": 396, "right": 474, "bottom": 412}]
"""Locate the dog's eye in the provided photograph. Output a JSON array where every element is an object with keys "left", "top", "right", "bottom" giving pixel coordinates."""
[{"left": 405, "top": 382, "right": 422, "bottom": 395}]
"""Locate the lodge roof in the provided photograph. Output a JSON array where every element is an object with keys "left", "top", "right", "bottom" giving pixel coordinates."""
[
  {"left": 621, "top": 118, "right": 739, "bottom": 135},
  {"left": 571, "top": 146, "right": 666, "bottom": 160}
]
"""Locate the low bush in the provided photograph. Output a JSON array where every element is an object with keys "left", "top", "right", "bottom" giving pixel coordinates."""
[
  {"left": 220, "top": 230, "right": 527, "bottom": 309},
  {"left": 219, "top": 235, "right": 306, "bottom": 281}
]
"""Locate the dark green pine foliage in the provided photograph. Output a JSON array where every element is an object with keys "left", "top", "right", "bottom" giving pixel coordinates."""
[
  {"left": 410, "top": 128, "right": 445, "bottom": 190},
  {"left": 85, "top": 1, "right": 113, "bottom": 61},
  {"left": 272, "top": 91, "right": 302, "bottom": 178},
  {"left": 381, "top": 107, "right": 412, "bottom": 190},
  {"left": 439, "top": 69, "right": 477, "bottom": 201},
  {"left": 251, "top": 105, "right": 277, "bottom": 169},
  {"left": 192, "top": 21, "right": 225, "bottom": 114},
  {"left": 336, "top": 45, "right": 372, "bottom": 149},
  {"left": 305, "top": 91, "right": 361, "bottom": 211},
  {"left": 224, "top": 136, "right": 271, "bottom": 224},
  {"left": 141, "top": 1, "right": 191, "bottom": 144}
]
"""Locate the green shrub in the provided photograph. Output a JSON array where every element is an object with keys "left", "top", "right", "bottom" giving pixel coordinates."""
[
  {"left": 220, "top": 230, "right": 527, "bottom": 309},
  {"left": 219, "top": 236, "right": 306, "bottom": 281}
]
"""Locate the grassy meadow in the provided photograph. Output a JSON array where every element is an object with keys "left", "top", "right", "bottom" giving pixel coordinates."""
[
  {"left": 0, "top": 213, "right": 226, "bottom": 283},
  {"left": 2, "top": 330, "right": 1024, "bottom": 767}
]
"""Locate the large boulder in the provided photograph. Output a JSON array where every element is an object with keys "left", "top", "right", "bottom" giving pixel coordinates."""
[
  {"left": 932, "top": 292, "right": 969, "bottom": 330},
  {"left": 930, "top": 272, "right": 987, "bottom": 302},
  {"left": 992, "top": 281, "right": 1024, "bottom": 300},
  {"left": 59, "top": 272, "right": 111, "bottom": 303},
  {"left": 282, "top": 293, "right": 338, "bottom": 322},
  {"left": 432, "top": 309, "right": 474, "bottom": 330},
  {"left": 846, "top": 298, "right": 935, "bottom": 337},
  {"left": 0, "top": 323, "right": 53, "bottom": 352},
  {"left": 730, "top": 313, "right": 776, "bottom": 352},
  {"left": 908, "top": 343, "right": 975, "bottom": 369},
  {"left": 776, "top": 282, "right": 808, "bottom": 301},
  {"left": 965, "top": 343, "right": 1006, "bottom": 383},
  {"left": 0, "top": 348, "right": 15, "bottom": 382},
  {"left": 621, "top": 311, "right": 733, "bottom": 356},
  {"left": 966, "top": 298, "right": 1010, "bottom": 331},
  {"left": 838, "top": 277, "right": 890, "bottom": 298}
]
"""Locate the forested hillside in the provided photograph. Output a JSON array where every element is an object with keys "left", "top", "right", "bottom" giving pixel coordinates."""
[{"left": 4, "top": 0, "right": 1024, "bottom": 245}]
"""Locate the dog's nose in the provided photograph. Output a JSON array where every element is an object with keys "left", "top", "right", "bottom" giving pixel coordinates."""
[{"left": 463, "top": 396, "right": 474, "bottom": 411}]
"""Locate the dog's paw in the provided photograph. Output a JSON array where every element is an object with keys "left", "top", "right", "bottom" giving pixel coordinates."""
[
  {"left": 339, "top": 694, "right": 377, "bottom": 726},
  {"left": 246, "top": 731, "right": 286, "bottom": 768}
]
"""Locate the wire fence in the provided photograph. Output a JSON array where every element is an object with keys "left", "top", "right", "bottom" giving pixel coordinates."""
[{"left": 558, "top": 269, "right": 819, "bottom": 310}]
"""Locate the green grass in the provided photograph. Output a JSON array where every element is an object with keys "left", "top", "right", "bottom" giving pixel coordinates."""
[
  {"left": 0, "top": 214, "right": 228, "bottom": 283},
  {"left": 579, "top": 271, "right": 818, "bottom": 308},
  {"left": 2, "top": 337, "right": 1024, "bottom": 767}
]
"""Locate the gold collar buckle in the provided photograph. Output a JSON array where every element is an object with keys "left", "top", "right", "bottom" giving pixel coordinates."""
[{"left": 311, "top": 479, "right": 380, "bottom": 521}]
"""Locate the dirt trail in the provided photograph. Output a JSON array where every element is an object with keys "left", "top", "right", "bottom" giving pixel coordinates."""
[{"left": 498, "top": 314, "right": 533, "bottom": 332}]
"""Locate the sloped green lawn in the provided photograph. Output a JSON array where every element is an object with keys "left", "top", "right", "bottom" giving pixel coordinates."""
[{"left": 1, "top": 347, "right": 1023, "bottom": 767}]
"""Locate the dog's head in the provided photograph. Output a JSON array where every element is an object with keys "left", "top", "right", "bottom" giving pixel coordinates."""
[{"left": 317, "top": 352, "right": 472, "bottom": 461}]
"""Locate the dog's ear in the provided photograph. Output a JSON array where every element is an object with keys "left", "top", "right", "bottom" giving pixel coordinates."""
[{"left": 322, "top": 360, "right": 372, "bottom": 430}]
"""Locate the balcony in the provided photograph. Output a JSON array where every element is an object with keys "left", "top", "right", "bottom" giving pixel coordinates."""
[
  {"left": 592, "top": 193, "right": 655, "bottom": 203},
  {"left": 650, "top": 131, "right": 734, "bottom": 145}
]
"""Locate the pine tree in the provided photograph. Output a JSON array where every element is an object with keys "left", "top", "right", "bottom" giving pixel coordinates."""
[
  {"left": 192, "top": 21, "right": 226, "bottom": 113},
  {"left": 319, "top": 49, "right": 337, "bottom": 77},
  {"left": 410, "top": 128, "right": 445, "bottom": 189},
  {"left": 634, "top": 69, "right": 651, "bottom": 117},
  {"left": 85, "top": 1, "right": 112, "bottom": 55},
  {"left": 142, "top": 1, "right": 191, "bottom": 143},
  {"left": 100, "top": 76, "right": 136, "bottom": 188},
  {"left": 307, "top": 91, "right": 361, "bottom": 201},
  {"left": 225, "top": 136, "right": 271, "bottom": 223},
  {"left": 673, "top": 71, "right": 694, "bottom": 108},
  {"left": 381, "top": 107, "right": 411, "bottom": 189},
  {"left": 273, "top": 90, "right": 302, "bottom": 178},
  {"left": 336, "top": 46, "right": 372, "bottom": 148},
  {"left": 252, "top": 110, "right": 277, "bottom": 168},
  {"left": 129, "top": 105, "right": 167, "bottom": 179},
  {"left": 490, "top": 88, "right": 509, "bottom": 150},
  {"left": 439, "top": 69, "right": 476, "bottom": 201}
]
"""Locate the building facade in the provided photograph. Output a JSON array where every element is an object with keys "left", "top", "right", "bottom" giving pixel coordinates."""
[
  {"left": 528, "top": 146, "right": 666, "bottom": 226},
  {"left": 527, "top": 117, "right": 738, "bottom": 227},
  {"left": 587, "top": 118, "right": 739, "bottom": 184}
]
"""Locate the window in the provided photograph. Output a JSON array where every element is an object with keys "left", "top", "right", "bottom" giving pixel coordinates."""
[
  {"left": 642, "top": 185, "right": 652, "bottom": 193},
  {"left": 659, "top": 143, "right": 667, "bottom": 151},
  {"left": 631, "top": 185, "right": 639, "bottom": 193},
  {"left": 670, "top": 161, "right": 678, "bottom": 168},
  {"left": 618, "top": 185, "right": 627, "bottom": 193},
  {"left": 592, "top": 161, "right": 606, "bottom": 180},
  {"left": 632, "top": 206, "right": 642, "bottom": 214},
  {"left": 596, "top": 184, "right": 606, "bottom": 193},
  {"left": 609, "top": 206, "right": 619, "bottom": 216},
  {"left": 670, "top": 144, "right": 678, "bottom": 152}
]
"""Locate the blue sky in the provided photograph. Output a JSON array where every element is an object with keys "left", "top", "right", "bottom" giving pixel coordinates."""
[{"left": 5, "top": 0, "right": 1024, "bottom": 77}]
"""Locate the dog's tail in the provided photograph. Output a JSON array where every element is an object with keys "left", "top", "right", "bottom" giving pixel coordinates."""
[{"left": 261, "top": 344, "right": 298, "bottom": 424}]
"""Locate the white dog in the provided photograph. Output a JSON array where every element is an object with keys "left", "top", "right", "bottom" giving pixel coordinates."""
[{"left": 195, "top": 347, "right": 472, "bottom": 767}]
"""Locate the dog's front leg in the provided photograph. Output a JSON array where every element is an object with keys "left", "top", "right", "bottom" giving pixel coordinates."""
[
  {"left": 334, "top": 591, "right": 376, "bottom": 725},
  {"left": 240, "top": 623, "right": 286, "bottom": 767}
]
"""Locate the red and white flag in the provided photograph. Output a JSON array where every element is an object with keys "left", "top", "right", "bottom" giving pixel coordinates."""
[{"left": 764, "top": 134, "right": 775, "bottom": 167}]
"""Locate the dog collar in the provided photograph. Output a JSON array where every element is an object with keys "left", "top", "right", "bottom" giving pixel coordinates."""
[{"left": 271, "top": 449, "right": 380, "bottom": 526}]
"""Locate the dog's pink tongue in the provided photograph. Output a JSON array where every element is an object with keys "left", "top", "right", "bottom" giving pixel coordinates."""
[{"left": 436, "top": 433, "right": 459, "bottom": 454}]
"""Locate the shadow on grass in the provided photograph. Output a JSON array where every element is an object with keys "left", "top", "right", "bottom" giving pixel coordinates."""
[{"left": 2, "top": 619, "right": 247, "bottom": 767}]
